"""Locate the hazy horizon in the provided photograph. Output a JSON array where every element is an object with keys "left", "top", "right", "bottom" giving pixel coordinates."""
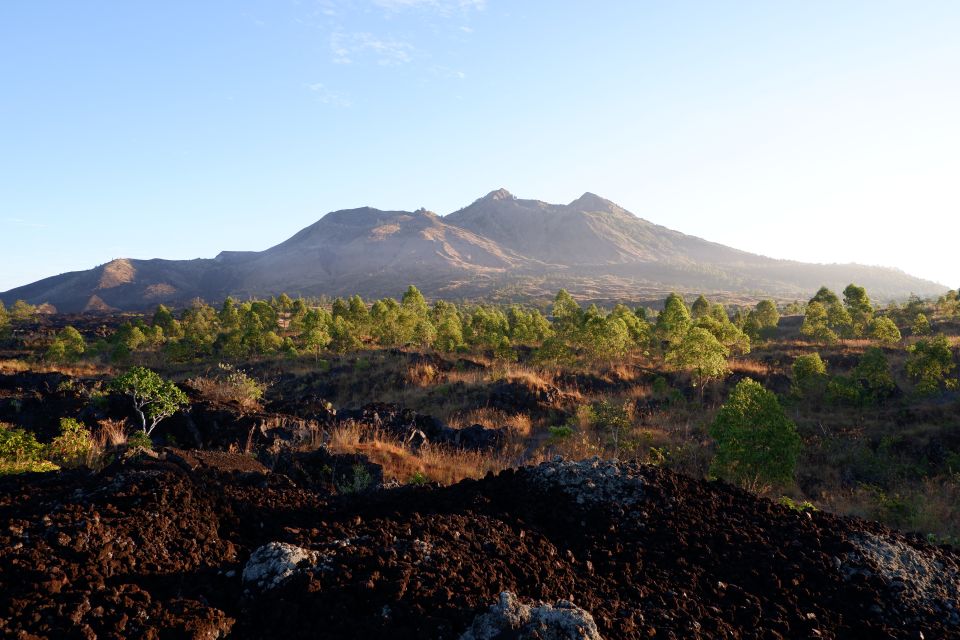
[{"left": 3, "top": 1, "right": 958, "bottom": 292}]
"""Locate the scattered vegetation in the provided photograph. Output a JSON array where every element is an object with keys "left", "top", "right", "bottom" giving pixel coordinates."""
[{"left": 2, "top": 281, "right": 960, "bottom": 541}]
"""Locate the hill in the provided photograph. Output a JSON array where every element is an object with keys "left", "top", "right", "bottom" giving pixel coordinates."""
[{"left": 1, "top": 190, "right": 946, "bottom": 311}]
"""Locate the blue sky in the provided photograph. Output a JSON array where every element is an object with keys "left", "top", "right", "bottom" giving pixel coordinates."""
[{"left": 2, "top": 1, "right": 959, "bottom": 292}]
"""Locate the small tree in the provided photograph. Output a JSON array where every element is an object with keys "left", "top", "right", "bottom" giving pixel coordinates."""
[
  {"left": 855, "top": 347, "right": 896, "bottom": 401},
  {"left": 912, "top": 313, "right": 931, "bottom": 337},
  {"left": 753, "top": 300, "right": 780, "bottom": 335},
  {"left": 709, "top": 378, "right": 801, "bottom": 489},
  {"left": 801, "top": 301, "right": 837, "bottom": 344},
  {"left": 0, "top": 302, "right": 9, "bottom": 339},
  {"left": 46, "top": 326, "right": 86, "bottom": 362},
  {"left": 868, "top": 316, "right": 901, "bottom": 345},
  {"left": 792, "top": 353, "right": 828, "bottom": 399},
  {"left": 906, "top": 336, "right": 957, "bottom": 395},
  {"left": 666, "top": 326, "right": 729, "bottom": 399},
  {"left": 690, "top": 295, "right": 710, "bottom": 319},
  {"left": 110, "top": 367, "right": 189, "bottom": 436},
  {"left": 656, "top": 293, "right": 691, "bottom": 346}
]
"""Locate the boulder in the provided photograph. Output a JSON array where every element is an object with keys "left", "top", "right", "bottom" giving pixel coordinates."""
[{"left": 461, "top": 591, "right": 604, "bottom": 640}]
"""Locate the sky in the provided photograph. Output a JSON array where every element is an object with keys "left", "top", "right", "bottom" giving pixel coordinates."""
[{"left": 2, "top": 1, "right": 959, "bottom": 293}]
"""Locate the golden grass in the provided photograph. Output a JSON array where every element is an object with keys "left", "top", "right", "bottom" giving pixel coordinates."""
[
  {"left": 328, "top": 421, "right": 364, "bottom": 451},
  {"left": 405, "top": 362, "right": 440, "bottom": 387},
  {"left": 0, "top": 358, "right": 109, "bottom": 377},
  {"left": 328, "top": 426, "right": 508, "bottom": 485},
  {"left": 95, "top": 419, "right": 128, "bottom": 448},
  {"left": 728, "top": 358, "right": 772, "bottom": 376},
  {"left": 447, "top": 407, "right": 534, "bottom": 438}
]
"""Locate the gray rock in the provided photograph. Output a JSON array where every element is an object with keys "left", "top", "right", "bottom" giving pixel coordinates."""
[
  {"left": 242, "top": 542, "right": 319, "bottom": 590},
  {"left": 461, "top": 591, "right": 604, "bottom": 640}
]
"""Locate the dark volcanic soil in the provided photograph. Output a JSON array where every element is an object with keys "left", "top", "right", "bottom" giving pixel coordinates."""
[{"left": 1, "top": 453, "right": 958, "bottom": 639}]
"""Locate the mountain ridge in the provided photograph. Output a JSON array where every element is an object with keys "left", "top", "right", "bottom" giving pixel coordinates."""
[{"left": 1, "top": 191, "right": 947, "bottom": 312}]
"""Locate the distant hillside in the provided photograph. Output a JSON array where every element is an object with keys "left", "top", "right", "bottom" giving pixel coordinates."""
[{"left": 1, "top": 190, "right": 946, "bottom": 311}]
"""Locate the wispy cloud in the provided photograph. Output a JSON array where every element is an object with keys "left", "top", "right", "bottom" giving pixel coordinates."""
[
  {"left": 306, "top": 82, "right": 352, "bottom": 107},
  {"left": 3, "top": 217, "right": 50, "bottom": 230},
  {"left": 330, "top": 31, "right": 414, "bottom": 65},
  {"left": 371, "top": 0, "right": 485, "bottom": 14}
]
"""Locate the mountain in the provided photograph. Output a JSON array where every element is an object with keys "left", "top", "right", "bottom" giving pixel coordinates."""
[{"left": 1, "top": 190, "right": 946, "bottom": 311}]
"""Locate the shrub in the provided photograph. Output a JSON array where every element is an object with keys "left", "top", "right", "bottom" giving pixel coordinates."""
[
  {"left": 127, "top": 431, "right": 153, "bottom": 450},
  {"left": 906, "top": 335, "right": 957, "bottom": 396},
  {"left": 111, "top": 367, "right": 189, "bottom": 435},
  {"left": 336, "top": 463, "right": 373, "bottom": 494},
  {"left": 0, "top": 423, "right": 58, "bottom": 474},
  {"left": 47, "top": 418, "right": 93, "bottom": 467},
  {"left": 709, "top": 378, "right": 801, "bottom": 489},
  {"left": 187, "top": 363, "right": 265, "bottom": 411},
  {"left": 791, "top": 353, "right": 828, "bottom": 398}
]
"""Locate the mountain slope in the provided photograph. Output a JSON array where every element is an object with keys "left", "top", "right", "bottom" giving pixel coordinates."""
[{"left": 0, "top": 191, "right": 946, "bottom": 311}]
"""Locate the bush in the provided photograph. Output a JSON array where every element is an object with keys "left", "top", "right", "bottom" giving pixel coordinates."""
[
  {"left": 791, "top": 353, "right": 827, "bottom": 398},
  {"left": 0, "top": 423, "right": 58, "bottom": 474},
  {"left": 709, "top": 378, "right": 801, "bottom": 489},
  {"left": 111, "top": 367, "right": 189, "bottom": 435},
  {"left": 127, "top": 431, "right": 153, "bottom": 450},
  {"left": 47, "top": 418, "right": 93, "bottom": 467},
  {"left": 906, "top": 335, "right": 957, "bottom": 396},
  {"left": 187, "top": 363, "right": 265, "bottom": 411}
]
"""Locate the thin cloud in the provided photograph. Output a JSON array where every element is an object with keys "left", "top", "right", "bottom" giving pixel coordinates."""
[
  {"left": 3, "top": 218, "right": 50, "bottom": 230},
  {"left": 306, "top": 82, "right": 352, "bottom": 107},
  {"left": 330, "top": 31, "right": 414, "bottom": 65},
  {"left": 372, "top": 0, "right": 486, "bottom": 14}
]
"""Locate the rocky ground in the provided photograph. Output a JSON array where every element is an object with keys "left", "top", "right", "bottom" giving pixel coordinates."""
[{"left": 1, "top": 451, "right": 958, "bottom": 639}]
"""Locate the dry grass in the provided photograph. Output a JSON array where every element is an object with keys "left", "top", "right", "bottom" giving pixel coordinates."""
[
  {"left": 728, "top": 359, "right": 772, "bottom": 376},
  {"left": 95, "top": 419, "right": 128, "bottom": 448},
  {"left": 405, "top": 362, "right": 440, "bottom": 387},
  {"left": 447, "top": 407, "right": 534, "bottom": 438},
  {"left": 0, "top": 358, "right": 108, "bottom": 377},
  {"left": 328, "top": 427, "right": 508, "bottom": 485},
  {"left": 328, "top": 421, "right": 364, "bottom": 451}
]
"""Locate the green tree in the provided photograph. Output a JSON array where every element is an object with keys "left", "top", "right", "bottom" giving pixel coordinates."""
[
  {"left": 742, "top": 311, "right": 763, "bottom": 342},
  {"left": 827, "top": 302, "right": 854, "bottom": 339},
  {"left": 401, "top": 285, "right": 429, "bottom": 318},
  {"left": 801, "top": 301, "right": 837, "bottom": 343},
  {"left": 843, "top": 284, "right": 873, "bottom": 336},
  {"left": 46, "top": 326, "right": 86, "bottom": 362},
  {"left": 906, "top": 335, "right": 957, "bottom": 395},
  {"left": 694, "top": 315, "right": 750, "bottom": 355},
  {"left": 656, "top": 293, "right": 691, "bottom": 346},
  {"left": 855, "top": 347, "right": 896, "bottom": 401},
  {"left": 912, "top": 312, "right": 931, "bottom": 336},
  {"left": 433, "top": 313, "right": 465, "bottom": 352},
  {"left": 10, "top": 300, "right": 37, "bottom": 324},
  {"left": 300, "top": 308, "right": 332, "bottom": 360},
  {"left": 791, "top": 353, "right": 828, "bottom": 398},
  {"left": 610, "top": 304, "right": 650, "bottom": 350},
  {"left": 508, "top": 306, "right": 553, "bottom": 345},
  {"left": 690, "top": 295, "right": 710, "bottom": 319},
  {"left": 0, "top": 302, "right": 9, "bottom": 339},
  {"left": 551, "top": 289, "right": 583, "bottom": 342},
  {"left": 581, "top": 314, "right": 631, "bottom": 362},
  {"left": 753, "top": 300, "right": 780, "bottom": 332},
  {"left": 217, "top": 298, "right": 240, "bottom": 332},
  {"left": 329, "top": 316, "right": 363, "bottom": 354},
  {"left": 868, "top": 316, "right": 902, "bottom": 345},
  {"left": 810, "top": 286, "right": 839, "bottom": 307},
  {"left": 665, "top": 326, "right": 729, "bottom": 398},
  {"left": 110, "top": 367, "right": 189, "bottom": 436},
  {"left": 709, "top": 378, "right": 801, "bottom": 488}
]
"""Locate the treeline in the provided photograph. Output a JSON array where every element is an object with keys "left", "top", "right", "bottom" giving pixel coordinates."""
[
  {"left": 26, "top": 287, "right": 772, "bottom": 368},
  {"left": 13, "top": 283, "right": 960, "bottom": 381}
]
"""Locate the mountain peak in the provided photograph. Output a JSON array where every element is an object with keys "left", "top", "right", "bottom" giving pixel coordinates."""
[
  {"left": 480, "top": 188, "right": 514, "bottom": 202},
  {"left": 568, "top": 192, "right": 615, "bottom": 211}
]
